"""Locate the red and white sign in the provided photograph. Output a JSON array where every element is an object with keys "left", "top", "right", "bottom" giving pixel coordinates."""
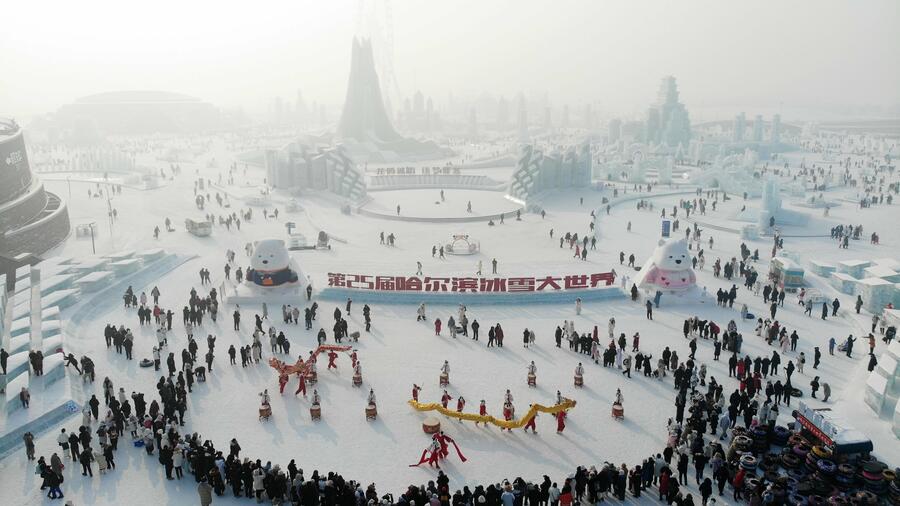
[{"left": 327, "top": 272, "right": 616, "bottom": 293}]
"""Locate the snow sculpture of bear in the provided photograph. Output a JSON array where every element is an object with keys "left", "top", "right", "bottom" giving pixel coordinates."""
[
  {"left": 634, "top": 238, "right": 696, "bottom": 292},
  {"left": 247, "top": 239, "right": 300, "bottom": 287}
]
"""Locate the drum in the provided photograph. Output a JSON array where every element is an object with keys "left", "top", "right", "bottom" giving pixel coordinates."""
[
  {"left": 306, "top": 370, "right": 318, "bottom": 385},
  {"left": 527, "top": 373, "right": 536, "bottom": 387},
  {"left": 611, "top": 403, "right": 624, "bottom": 419},
  {"left": 352, "top": 374, "right": 362, "bottom": 387},
  {"left": 574, "top": 374, "right": 584, "bottom": 387},
  {"left": 310, "top": 404, "right": 321, "bottom": 421},
  {"left": 422, "top": 417, "right": 441, "bottom": 434},
  {"left": 439, "top": 373, "right": 449, "bottom": 387},
  {"left": 365, "top": 404, "right": 377, "bottom": 420}
]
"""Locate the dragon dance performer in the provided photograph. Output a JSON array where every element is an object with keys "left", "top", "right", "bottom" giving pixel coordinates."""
[
  {"left": 278, "top": 372, "right": 290, "bottom": 394},
  {"left": 327, "top": 350, "right": 339, "bottom": 370},
  {"left": 410, "top": 432, "right": 467, "bottom": 469},
  {"left": 524, "top": 407, "right": 538, "bottom": 433},
  {"left": 294, "top": 371, "right": 307, "bottom": 396},
  {"left": 556, "top": 410, "right": 567, "bottom": 433},
  {"left": 475, "top": 400, "right": 488, "bottom": 427},
  {"left": 441, "top": 390, "right": 453, "bottom": 409},
  {"left": 412, "top": 384, "right": 422, "bottom": 402}
]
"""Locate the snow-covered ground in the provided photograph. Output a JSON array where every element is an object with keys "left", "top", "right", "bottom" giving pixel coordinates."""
[{"left": 2, "top": 138, "right": 898, "bottom": 505}]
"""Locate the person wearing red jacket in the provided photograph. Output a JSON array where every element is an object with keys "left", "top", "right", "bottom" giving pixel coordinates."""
[
  {"left": 327, "top": 351, "right": 338, "bottom": 370},
  {"left": 278, "top": 373, "right": 289, "bottom": 394},
  {"left": 524, "top": 408, "right": 537, "bottom": 433},
  {"left": 411, "top": 384, "right": 421, "bottom": 402},
  {"left": 732, "top": 467, "right": 746, "bottom": 500},
  {"left": 475, "top": 400, "right": 487, "bottom": 427},
  {"left": 502, "top": 402, "right": 514, "bottom": 432},
  {"left": 456, "top": 396, "right": 465, "bottom": 417},
  {"left": 556, "top": 410, "right": 567, "bottom": 433},
  {"left": 434, "top": 318, "right": 442, "bottom": 336},
  {"left": 294, "top": 373, "right": 307, "bottom": 397},
  {"left": 441, "top": 390, "right": 452, "bottom": 409}
]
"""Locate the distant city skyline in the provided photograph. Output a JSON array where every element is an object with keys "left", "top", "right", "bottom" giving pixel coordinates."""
[{"left": 2, "top": 0, "right": 899, "bottom": 122}]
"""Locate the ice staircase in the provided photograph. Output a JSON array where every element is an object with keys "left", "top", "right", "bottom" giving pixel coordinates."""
[{"left": 0, "top": 249, "right": 194, "bottom": 458}]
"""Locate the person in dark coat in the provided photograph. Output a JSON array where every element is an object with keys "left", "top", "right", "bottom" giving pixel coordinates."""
[
  {"left": 88, "top": 395, "right": 100, "bottom": 419},
  {"left": 79, "top": 447, "right": 93, "bottom": 476}
]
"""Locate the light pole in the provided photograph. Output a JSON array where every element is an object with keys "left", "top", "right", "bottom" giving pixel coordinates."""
[{"left": 87, "top": 222, "right": 97, "bottom": 254}]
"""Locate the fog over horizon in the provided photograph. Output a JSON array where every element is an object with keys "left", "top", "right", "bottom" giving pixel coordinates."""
[{"left": 3, "top": 0, "right": 899, "bottom": 122}]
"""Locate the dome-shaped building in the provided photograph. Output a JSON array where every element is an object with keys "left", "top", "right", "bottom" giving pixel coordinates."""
[{"left": 0, "top": 118, "right": 70, "bottom": 257}]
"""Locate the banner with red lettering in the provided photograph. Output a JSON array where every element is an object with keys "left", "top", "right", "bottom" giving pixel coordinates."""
[{"left": 326, "top": 272, "right": 616, "bottom": 293}]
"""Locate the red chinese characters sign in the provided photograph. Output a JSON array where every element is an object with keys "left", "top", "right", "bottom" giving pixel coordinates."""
[{"left": 327, "top": 272, "right": 615, "bottom": 293}]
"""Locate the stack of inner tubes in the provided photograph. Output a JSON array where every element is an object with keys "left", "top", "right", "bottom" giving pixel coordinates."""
[
  {"left": 753, "top": 425, "right": 770, "bottom": 453},
  {"left": 787, "top": 492, "right": 808, "bottom": 505},
  {"left": 773, "top": 425, "right": 791, "bottom": 446},
  {"left": 848, "top": 490, "right": 878, "bottom": 504},
  {"left": 888, "top": 470, "right": 900, "bottom": 505},
  {"left": 835, "top": 464, "right": 856, "bottom": 491},
  {"left": 806, "top": 446, "right": 833, "bottom": 473},
  {"left": 729, "top": 434, "right": 753, "bottom": 461},
  {"left": 783, "top": 449, "right": 802, "bottom": 470},
  {"left": 825, "top": 494, "right": 849, "bottom": 505},
  {"left": 860, "top": 460, "right": 887, "bottom": 495},
  {"left": 807, "top": 495, "right": 826, "bottom": 506},
  {"left": 815, "top": 458, "right": 837, "bottom": 484},
  {"left": 760, "top": 453, "right": 782, "bottom": 472},
  {"left": 741, "top": 453, "right": 759, "bottom": 472}
]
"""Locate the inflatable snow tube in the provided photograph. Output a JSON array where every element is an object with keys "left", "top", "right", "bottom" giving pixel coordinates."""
[
  {"left": 817, "top": 459, "right": 837, "bottom": 475},
  {"left": 788, "top": 468, "right": 808, "bottom": 481},
  {"left": 881, "top": 469, "right": 896, "bottom": 482},
  {"left": 837, "top": 464, "right": 856, "bottom": 477},
  {"left": 783, "top": 453, "right": 801, "bottom": 468},
  {"left": 826, "top": 495, "right": 849, "bottom": 505},
  {"left": 746, "top": 477, "right": 761, "bottom": 490},
  {"left": 733, "top": 435, "right": 753, "bottom": 449},
  {"left": 862, "top": 461, "right": 886, "bottom": 474},
  {"left": 793, "top": 444, "right": 810, "bottom": 458},
  {"left": 862, "top": 470, "right": 883, "bottom": 482},
  {"left": 785, "top": 476, "right": 799, "bottom": 491},
  {"left": 812, "top": 446, "right": 833, "bottom": 459},
  {"left": 788, "top": 493, "right": 808, "bottom": 505},
  {"left": 807, "top": 495, "right": 826, "bottom": 506},
  {"left": 788, "top": 434, "right": 809, "bottom": 447},
  {"left": 741, "top": 454, "right": 759, "bottom": 471},
  {"left": 773, "top": 425, "right": 790, "bottom": 442},
  {"left": 849, "top": 491, "right": 877, "bottom": 504}
]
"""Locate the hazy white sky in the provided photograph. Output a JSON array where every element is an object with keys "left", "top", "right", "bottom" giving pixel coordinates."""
[{"left": 2, "top": 0, "right": 899, "bottom": 119}]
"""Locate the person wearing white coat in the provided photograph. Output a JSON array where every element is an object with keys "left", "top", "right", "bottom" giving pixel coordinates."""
[
  {"left": 173, "top": 448, "right": 184, "bottom": 479},
  {"left": 253, "top": 467, "right": 266, "bottom": 501}
]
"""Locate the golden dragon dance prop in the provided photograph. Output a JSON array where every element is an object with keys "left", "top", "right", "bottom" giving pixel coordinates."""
[
  {"left": 268, "top": 344, "right": 353, "bottom": 376},
  {"left": 408, "top": 398, "right": 576, "bottom": 429}
]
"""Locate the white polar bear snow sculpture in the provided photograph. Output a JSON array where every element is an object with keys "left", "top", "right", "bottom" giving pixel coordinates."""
[
  {"left": 247, "top": 239, "right": 300, "bottom": 287},
  {"left": 633, "top": 238, "right": 697, "bottom": 292}
]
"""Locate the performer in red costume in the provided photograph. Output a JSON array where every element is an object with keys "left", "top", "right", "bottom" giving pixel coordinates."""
[
  {"left": 327, "top": 351, "right": 338, "bottom": 370},
  {"left": 412, "top": 384, "right": 421, "bottom": 402},
  {"left": 278, "top": 373, "right": 289, "bottom": 394},
  {"left": 524, "top": 407, "right": 537, "bottom": 433},
  {"left": 556, "top": 410, "right": 567, "bottom": 433},
  {"left": 502, "top": 402, "right": 514, "bottom": 432},
  {"left": 350, "top": 350, "right": 358, "bottom": 369},
  {"left": 475, "top": 400, "right": 487, "bottom": 427},
  {"left": 410, "top": 432, "right": 468, "bottom": 469},
  {"left": 441, "top": 390, "right": 453, "bottom": 409},
  {"left": 456, "top": 396, "right": 466, "bottom": 419},
  {"left": 294, "top": 372, "right": 307, "bottom": 397}
]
